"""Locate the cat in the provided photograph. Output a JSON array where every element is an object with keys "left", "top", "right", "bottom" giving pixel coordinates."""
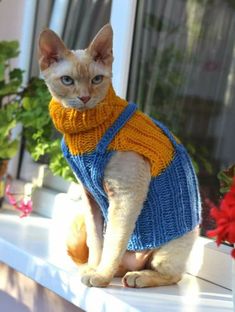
[{"left": 38, "top": 24, "right": 201, "bottom": 288}]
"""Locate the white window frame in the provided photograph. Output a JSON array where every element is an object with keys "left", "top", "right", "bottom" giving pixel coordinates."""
[
  {"left": 6, "top": 0, "right": 233, "bottom": 290},
  {"left": 110, "top": 0, "right": 137, "bottom": 98}
]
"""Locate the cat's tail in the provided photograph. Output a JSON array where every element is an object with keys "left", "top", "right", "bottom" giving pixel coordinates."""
[{"left": 67, "top": 214, "right": 89, "bottom": 264}]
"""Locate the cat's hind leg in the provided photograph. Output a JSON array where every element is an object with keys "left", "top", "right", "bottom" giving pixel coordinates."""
[{"left": 122, "top": 229, "right": 198, "bottom": 288}]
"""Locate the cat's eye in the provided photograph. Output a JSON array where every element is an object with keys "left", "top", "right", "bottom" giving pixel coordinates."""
[
  {"left": 91, "top": 75, "right": 104, "bottom": 85},
  {"left": 60, "top": 76, "right": 74, "bottom": 86}
]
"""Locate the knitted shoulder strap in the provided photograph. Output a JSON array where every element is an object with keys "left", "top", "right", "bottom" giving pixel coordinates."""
[
  {"left": 96, "top": 102, "right": 137, "bottom": 154},
  {"left": 151, "top": 118, "right": 179, "bottom": 149}
]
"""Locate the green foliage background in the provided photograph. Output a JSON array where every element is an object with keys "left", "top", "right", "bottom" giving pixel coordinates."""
[{"left": 0, "top": 41, "right": 22, "bottom": 161}]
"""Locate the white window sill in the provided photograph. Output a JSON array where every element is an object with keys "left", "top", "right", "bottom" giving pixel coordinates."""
[{"left": 0, "top": 209, "right": 233, "bottom": 312}]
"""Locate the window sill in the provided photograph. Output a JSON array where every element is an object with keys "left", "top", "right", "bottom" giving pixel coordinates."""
[{"left": 0, "top": 209, "right": 233, "bottom": 312}]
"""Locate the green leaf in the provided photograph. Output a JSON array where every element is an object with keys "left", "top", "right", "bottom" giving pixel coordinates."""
[
  {"left": 186, "top": 143, "right": 196, "bottom": 155},
  {"left": 10, "top": 68, "right": 23, "bottom": 80},
  {"left": 0, "top": 63, "right": 4, "bottom": 81},
  {"left": 219, "top": 186, "right": 231, "bottom": 194},
  {"left": 0, "top": 139, "right": 19, "bottom": 159},
  {"left": 0, "top": 81, "right": 20, "bottom": 96},
  {"left": 191, "top": 158, "right": 199, "bottom": 175},
  {"left": 9, "top": 68, "right": 23, "bottom": 86},
  {"left": 0, "top": 41, "right": 19, "bottom": 61},
  {"left": 200, "top": 156, "right": 213, "bottom": 174},
  {"left": 217, "top": 165, "right": 235, "bottom": 194},
  {"left": 217, "top": 171, "right": 232, "bottom": 184},
  {"left": 0, "top": 119, "right": 16, "bottom": 138},
  {"left": 49, "top": 154, "right": 76, "bottom": 182},
  {"left": 22, "top": 97, "right": 32, "bottom": 110},
  {"left": 5, "top": 101, "right": 19, "bottom": 119}
]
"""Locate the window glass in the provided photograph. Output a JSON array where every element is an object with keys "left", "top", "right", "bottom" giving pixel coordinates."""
[{"left": 128, "top": 0, "right": 235, "bottom": 235}]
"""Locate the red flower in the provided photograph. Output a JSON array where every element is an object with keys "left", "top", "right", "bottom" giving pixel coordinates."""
[{"left": 207, "top": 177, "right": 235, "bottom": 258}]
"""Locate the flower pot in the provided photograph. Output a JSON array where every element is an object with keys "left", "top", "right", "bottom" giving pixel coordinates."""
[{"left": 0, "top": 160, "right": 8, "bottom": 208}]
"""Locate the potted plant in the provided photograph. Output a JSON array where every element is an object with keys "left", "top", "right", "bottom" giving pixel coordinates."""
[{"left": 0, "top": 40, "right": 24, "bottom": 206}]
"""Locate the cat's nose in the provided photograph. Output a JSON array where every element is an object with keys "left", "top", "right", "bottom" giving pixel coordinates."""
[{"left": 78, "top": 96, "right": 91, "bottom": 104}]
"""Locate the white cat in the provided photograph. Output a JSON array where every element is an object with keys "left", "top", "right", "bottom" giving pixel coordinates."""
[{"left": 38, "top": 24, "right": 200, "bottom": 288}]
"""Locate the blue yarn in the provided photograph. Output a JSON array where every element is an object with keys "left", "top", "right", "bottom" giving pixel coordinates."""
[{"left": 61, "top": 103, "right": 201, "bottom": 251}]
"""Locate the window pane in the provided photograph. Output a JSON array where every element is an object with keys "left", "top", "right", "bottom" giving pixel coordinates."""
[{"left": 128, "top": 0, "right": 235, "bottom": 235}]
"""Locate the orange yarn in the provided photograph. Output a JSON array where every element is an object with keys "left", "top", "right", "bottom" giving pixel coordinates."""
[{"left": 49, "top": 85, "right": 174, "bottom": 177}]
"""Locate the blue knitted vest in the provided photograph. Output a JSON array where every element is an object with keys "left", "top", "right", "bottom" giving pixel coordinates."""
[{"left": 61, "top": 103, "right": 201, "bottom": 251}]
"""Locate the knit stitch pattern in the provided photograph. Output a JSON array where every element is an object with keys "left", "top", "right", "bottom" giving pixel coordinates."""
[
  {"left": 50, "top": 86, "right": 201, "bottom": 251},
  {"left": 49, "top": 86, "right": 174, "bottom": 177}
]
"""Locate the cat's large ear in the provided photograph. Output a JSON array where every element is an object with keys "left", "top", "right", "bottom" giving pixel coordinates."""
[
  {"left": 87, "top": 24, "right": 113, "bottom": 66},
  {"left": 38, "top": 29, "right": 68, "bottom": 71}
]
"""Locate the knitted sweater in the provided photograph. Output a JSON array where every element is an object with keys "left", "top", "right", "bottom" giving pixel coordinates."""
[{"left": 49, "top": 85, "right": 201, "bottom": 251}]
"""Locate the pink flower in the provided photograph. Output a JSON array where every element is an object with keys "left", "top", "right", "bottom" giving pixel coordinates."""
[{"left": 5, "top": 184, "right": 32, "bottom": 218}]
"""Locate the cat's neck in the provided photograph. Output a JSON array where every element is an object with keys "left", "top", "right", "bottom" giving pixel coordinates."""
[{"left": 49, "top": 84, "right": 128, "bottom": 134}]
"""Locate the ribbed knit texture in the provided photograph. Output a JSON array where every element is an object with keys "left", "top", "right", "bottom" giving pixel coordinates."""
[
  {"left": 49, "top": 86, "right": 174, "bottom": 177},
  {"left": 50, "top": 85, "right": 201, "bottom": 251}
]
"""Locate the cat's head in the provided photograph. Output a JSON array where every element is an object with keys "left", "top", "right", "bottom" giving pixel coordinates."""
[{"left": 38, "top": 24, "right": 113, "bottom": 111}]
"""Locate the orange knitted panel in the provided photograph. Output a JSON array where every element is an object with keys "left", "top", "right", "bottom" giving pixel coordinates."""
[
  {"left": 49, "top": 86, "right": 175, "bottom": 177},
  {"left": 109, "top": 111, "right": 174, "bottom": 176}
]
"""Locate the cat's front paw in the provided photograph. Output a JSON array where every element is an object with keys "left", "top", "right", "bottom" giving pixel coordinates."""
[{"left": 81, "top": 271, "right": 111, "bottom": 287}]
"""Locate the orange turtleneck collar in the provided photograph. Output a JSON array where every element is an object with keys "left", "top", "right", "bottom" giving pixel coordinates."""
[{"left": 49, "top": 85, "right": 127, "bottom": 134}]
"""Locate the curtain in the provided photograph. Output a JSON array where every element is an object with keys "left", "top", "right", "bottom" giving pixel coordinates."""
[
  {"left": 29, "top": 0, "right": 55, "bottom": 78},
  {"left": 63, "top": 0, "right": 111, "bottom": 49},
  {"left": 128, "top": 0, "right": 235, "bottom": 234}
]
